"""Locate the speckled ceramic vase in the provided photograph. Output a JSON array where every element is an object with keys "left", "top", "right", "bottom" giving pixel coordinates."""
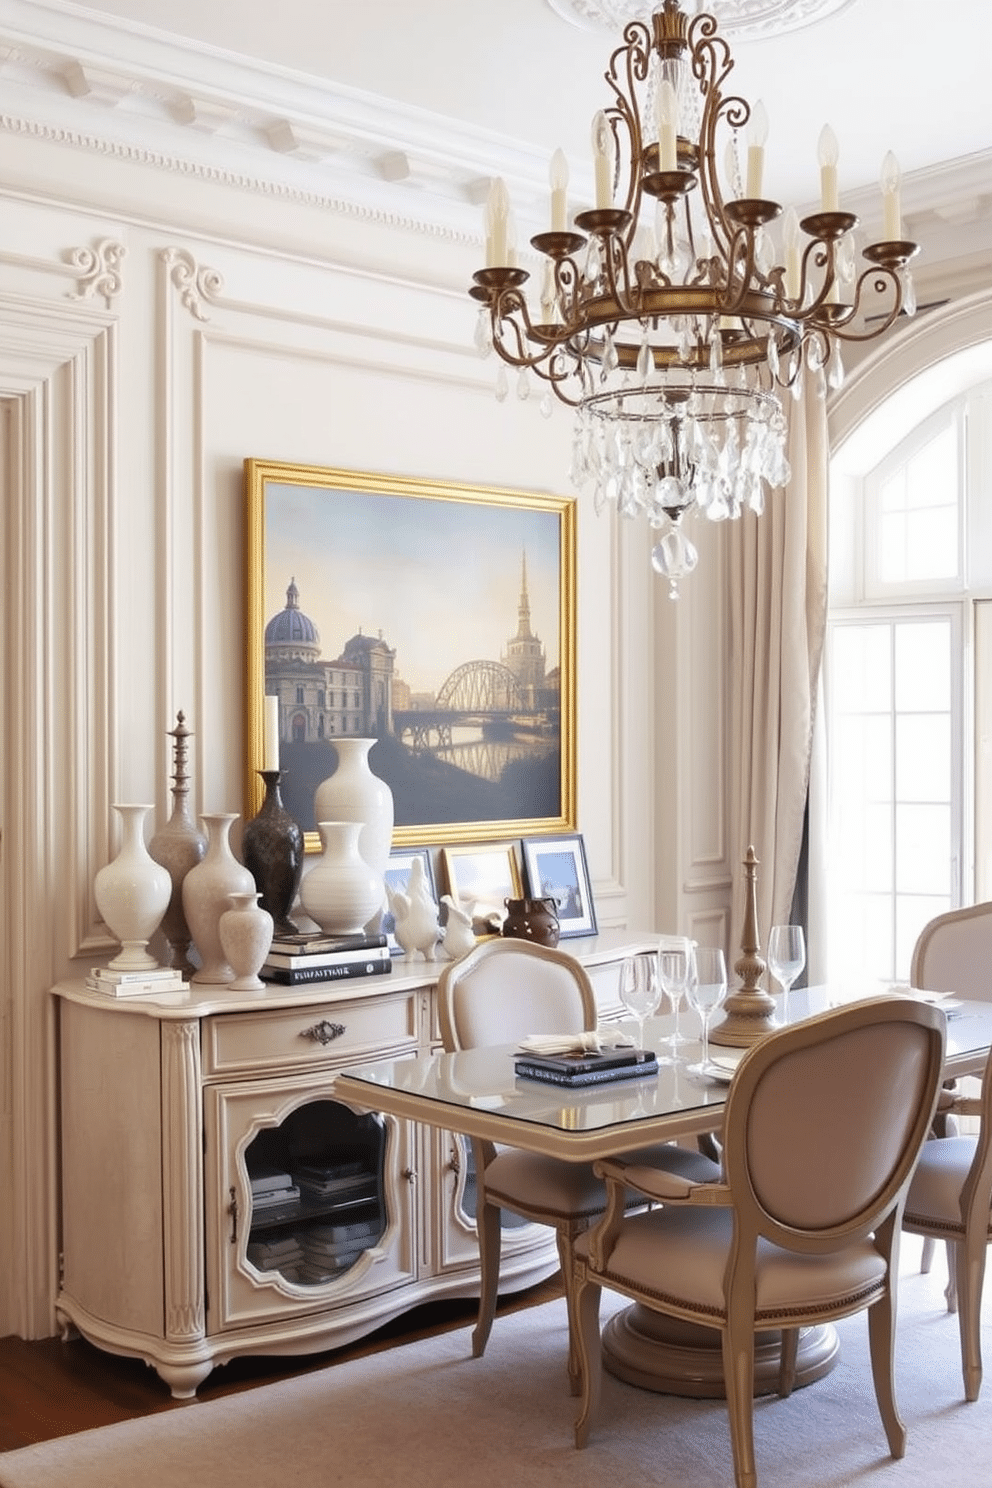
[{"left": 219, "top": 891, "right": 274, "bottom": 992}]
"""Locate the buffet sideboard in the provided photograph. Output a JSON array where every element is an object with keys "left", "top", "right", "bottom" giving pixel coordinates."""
[{"left": 53, "top": 930, "right": 650, "bottom": 1396}]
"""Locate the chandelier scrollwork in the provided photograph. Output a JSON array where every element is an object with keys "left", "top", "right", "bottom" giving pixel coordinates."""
[{"left": 471, "top": 0, "right": 918, "bottom": 594}]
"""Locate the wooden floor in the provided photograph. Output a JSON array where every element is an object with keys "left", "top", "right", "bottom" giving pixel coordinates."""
[{"left": 0, "top": 1275, "right": 563, "bottom": 1453}]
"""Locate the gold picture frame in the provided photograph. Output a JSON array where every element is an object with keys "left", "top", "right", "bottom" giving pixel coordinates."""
[
  {"left": 440, "top": 842, "right": 523, "bottom": 937},
  {"left": 243, "top": 460, "right": 576, "bottom": 850}
]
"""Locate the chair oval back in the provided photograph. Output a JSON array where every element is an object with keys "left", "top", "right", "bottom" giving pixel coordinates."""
[
  {"left": 437, "top": 938, "right": 597, "bottom": 1051},
  {"left": 911, "top": 901, "right": 992, "bottom": 1000},
  {"left": 723, "top": 998, "right": 946, "bottom": 1250}
]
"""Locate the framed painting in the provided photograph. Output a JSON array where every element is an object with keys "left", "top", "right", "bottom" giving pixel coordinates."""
[
  {"left": 243, "top": 460, "right": 576, "bottom": 851},
  {"left": 521, "top": 832, "right": 597, "bottom": 939},
  {"left": 382, "top": 847, "right": 436, "bottom": 955},
  {"left": 440, "top": 842, "right": 522, "bottom": 937}
]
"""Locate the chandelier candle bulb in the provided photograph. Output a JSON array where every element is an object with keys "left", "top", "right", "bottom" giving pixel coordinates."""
[
  {"left": 656, "top": 79, "right": 679, "bottom": 173},
  {"left": 263, "top": 694, "right": 279, "bottom": 772},
  {"left": 783, "top": 206, "right": 801, "bottom": 299},
  {"left": 550, "top": 148, "right": 569, "bottom": 232},
  {"left": 881, "top": 151, "right": 901, "bottom": 239},
  {"left": 745, "top": 100, "right": 768, "bottom": 198},
  {"left": 592, "top": 111, "right": 614, "bottom": 207},
  {"left": 484, "top": 177, "right": 510, "bottom": 268},
  {"left": 818, "top": 123, "right": 839, "bottom": 211}
]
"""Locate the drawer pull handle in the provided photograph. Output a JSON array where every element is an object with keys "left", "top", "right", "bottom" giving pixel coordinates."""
[
  {"left": 301, "top": 1019, "right": 346, "bottom": 1045},
  {"left": 403, "top": 1167, "right": 417, "bottom": 1185},
  {"left": 447, "top": 1146, "right": 461, "bottom": 1176},
  {"left": 229, "top": 1187, "right": 238, "bottom": 1245}
]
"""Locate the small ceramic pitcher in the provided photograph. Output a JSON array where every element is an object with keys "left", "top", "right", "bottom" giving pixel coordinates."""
[{"left": 501, "top": 896, "right": 561, "bottom": 948}]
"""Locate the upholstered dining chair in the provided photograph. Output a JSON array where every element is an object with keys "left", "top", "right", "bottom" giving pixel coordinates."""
[
  {"left": 436, "top": 937, "right": 720, "bottom": 1392},
  {"left": 570, "top": 997, "right": 946, "bottom": 1488},
  {"left": 910, "top": 900, "right": 992, "bottom": 1294},
  {"left": 902, "top": 1042, "right": 992, "bottom": 1401}
]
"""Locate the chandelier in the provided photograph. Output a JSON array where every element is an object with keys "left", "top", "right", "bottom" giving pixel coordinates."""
[{"left": 470, "top": 0, "right": 918, "bottom": 595}]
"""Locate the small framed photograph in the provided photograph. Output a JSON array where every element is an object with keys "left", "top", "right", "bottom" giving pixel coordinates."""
[
  {"left": 521, "top": 833, "right": 597, "bottom": 939},
  {"left": 382, "top": 848, "right": 437, "bottom": 954},
  {"left": 441, "top": 842, "right": 522, "bottom": 937}
]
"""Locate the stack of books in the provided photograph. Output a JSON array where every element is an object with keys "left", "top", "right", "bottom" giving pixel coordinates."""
[
  {"left": 86, "top": 966, "right": 187, "bottom": 997},
  {"left": 261, "top": 931, "right": 392, "bottom": 986},
  {"left": 294, "top": 1159, "right": 378, "bottom": 1207},
  {"left": 513, "top": 1046, "right": 660, "bottom": 1087},
  {"left": 249, "top": 1166, "right": 301, "bottom": 1224},
  {"left": 298, "top": 1216, "right": 382, "bottom": 1283}
]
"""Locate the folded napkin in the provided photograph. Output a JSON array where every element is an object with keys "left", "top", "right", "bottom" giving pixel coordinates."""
[{"left": 516, "top": 1031, "right": 634, "bottom": 1056}]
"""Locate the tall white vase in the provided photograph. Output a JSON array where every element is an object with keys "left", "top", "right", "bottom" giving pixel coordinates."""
[
  {"left": 314, "top": 740, "right": 393, "bottom": 924},
  {"left": 300, "top": 821, "right": 384, "bottom": 935},
  {"left": 94, "top": 804, "right": 172, "bottom": 971},
  {"left": 182, "top": 813, "right": 255, "bottom": 984}
]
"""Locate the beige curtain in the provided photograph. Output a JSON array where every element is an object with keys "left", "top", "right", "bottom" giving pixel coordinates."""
[{"left": 727, "top": 378, "right": 829, "bottom": 958}]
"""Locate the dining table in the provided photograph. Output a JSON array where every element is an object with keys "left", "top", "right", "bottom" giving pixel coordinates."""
[{"left": 333, "top": 981, "right": 992, "bottom": 1398}]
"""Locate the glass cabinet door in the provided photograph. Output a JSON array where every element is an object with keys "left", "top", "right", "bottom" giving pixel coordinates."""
[{"left": 205, "top": 1077, "right": 417, "bottom": 1332}]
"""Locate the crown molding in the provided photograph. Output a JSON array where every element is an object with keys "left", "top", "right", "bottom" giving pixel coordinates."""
[{"left": 0, "top": 0, "right": 990, "bottom": 267}]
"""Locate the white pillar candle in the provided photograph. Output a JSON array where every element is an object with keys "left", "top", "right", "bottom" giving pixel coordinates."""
[
  {"left": 881, "top": 151, "right": 902, "bottom": 240},
  {"left": 818, "top": 124, "right": 839, "bottom": 212},
  {"left": 263, "top": 694, "right": 280, "bottom": 772},
  {"left": 550, "top": 148, "right": 569, "bottom": 232},
  {"left": 484, "top": 178, "right": 510, "bottom": 268},
  {"left": 592, "top": 111, "right": 614, "bottom": 208},
  {"left": 783, "top": 206, "right": 801, "bottom": 300},
  {"left": 656, "top": 80, "right": 678, "bottom": 173},
  {"left": 746, "top": 100, "right": 768, "bottom": 198}
]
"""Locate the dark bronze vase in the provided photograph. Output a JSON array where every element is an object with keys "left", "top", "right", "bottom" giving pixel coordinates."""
[
  {"left": 502, "top": 896, "right": 561, "bottom": 948},
  {"left": 242, "top": 770, "right": 304, "bottom": 935}
]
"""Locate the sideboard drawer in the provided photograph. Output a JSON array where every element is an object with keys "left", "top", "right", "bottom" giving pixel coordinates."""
[{"left": 202, "top": 993, "right": 419, "bottom": 1078}]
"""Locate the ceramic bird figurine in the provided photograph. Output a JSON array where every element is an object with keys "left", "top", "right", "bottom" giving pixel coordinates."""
[
  {"left": 386, "top": 855, "right": 440, "bottom": 959},
  {"left": 440, "top": 895, "right": 476, "bottom": 960}
]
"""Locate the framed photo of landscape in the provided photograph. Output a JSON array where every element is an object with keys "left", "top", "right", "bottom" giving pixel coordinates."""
[
  {"left": 243, "top": 460, "right": 576, "bottom": 850},
  {"left": 440, "top": 841, "right": 522, "bottom": 937},
  {"left": 521, "top": 832, "right": 597, "bottom": 939}
]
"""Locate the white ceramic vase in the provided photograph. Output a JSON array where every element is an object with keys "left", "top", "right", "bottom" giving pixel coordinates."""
[
  {"left": 300, "top": 820, "right": 384, "bottom": 935},
  {"left": 182, "top": 813, "right": 255, "bottom": 984},
  {"left": 94, "top": 804, "right": 172, "bottom": 971},
  {"left": 314, "top": 739, "right": 393, "bottom": 924},
  {"left": 219, "top": 891, "right": 274, "bottom": 992}
]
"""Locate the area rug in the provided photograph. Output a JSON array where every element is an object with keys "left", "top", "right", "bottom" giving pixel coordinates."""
[{"left": 2, "top": 1248, "right": 989, "bottom": 1488}]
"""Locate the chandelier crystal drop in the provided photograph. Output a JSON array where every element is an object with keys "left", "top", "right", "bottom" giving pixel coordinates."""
[{"left": 471, "top": 0, "right": 918, "bottom": 595}]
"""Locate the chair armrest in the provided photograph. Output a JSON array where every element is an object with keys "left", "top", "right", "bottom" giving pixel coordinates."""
[{"left": 595, "top": 1159, "right": 730, "bottom": 1207}]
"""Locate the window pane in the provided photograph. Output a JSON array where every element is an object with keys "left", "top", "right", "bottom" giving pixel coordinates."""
[
  {"left": 832, "top": 625, "right": 891, "bottom": 712},
  {"left": 896, "top": 715, "right": 951, "bottom": 802},
  {"left": 895, "top": 621, "right": 949, "bottom": 711},
  {"left": 895, "top": 896, "right": 951, "bottom": 984},
  {"left": 895, "top": 804, "right": 951, "bottom": 894}
]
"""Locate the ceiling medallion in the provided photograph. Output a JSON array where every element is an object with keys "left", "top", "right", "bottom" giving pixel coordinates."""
[{"left": 545, "top": 0, "right": 857, "bottom": 40}]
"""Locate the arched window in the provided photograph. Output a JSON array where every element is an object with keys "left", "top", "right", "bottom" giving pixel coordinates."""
[{"left": 824, "top": 372, "right": 992, "bottom": 982}]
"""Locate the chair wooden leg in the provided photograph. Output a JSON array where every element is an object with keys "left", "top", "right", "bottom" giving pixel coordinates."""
[
  {"left": 867, "top": 1292, "right": 906, "bottom": 1460},
  {"left": 946, "top": 1239, "right": 959, "bottom": 1314},
  {"left": 572, "top": 1273, "right": 603, "bottom": 1449},
  {"left": 777, "top": 1327, "right": 799, "bottom": 1397},
  {"left": 920, "top": 1236, "right": 935, "bottom": 1274},
  {"left": 721, "top": 1324, "right": 758, "bottom": 1488},
  {"left": 954, "top": 1239, "right": 985, "bottom": 1402},
  {"left": 555, "top": 1227, "right": 583, "bottom": 1396},
  {"left": 472, "top": 1197, "right": 503, "bottom": 1358}
]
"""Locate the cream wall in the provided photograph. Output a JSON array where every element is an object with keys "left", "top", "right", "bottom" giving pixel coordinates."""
[{"left": 0, "top": 117, "right": 718, "bottom": 1338}]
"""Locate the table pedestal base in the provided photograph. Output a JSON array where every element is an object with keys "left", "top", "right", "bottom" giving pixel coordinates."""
[{"left": 603, "top": 1305, "right": 839, "bottom": 1398}]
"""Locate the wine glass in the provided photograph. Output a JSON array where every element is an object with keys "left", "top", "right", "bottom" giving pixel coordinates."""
[
  {"left": 619, "top": 952, "right": 662, "bottom": 1052},
  {"left": 657, "top": 935, "right": 693, "bottom": 1058},
  {"left": 767, "top": 925, "right": 806, "bottom": 1017},
  {"left": 686, "top": 946, "right": 728, "bottom": 1078}
]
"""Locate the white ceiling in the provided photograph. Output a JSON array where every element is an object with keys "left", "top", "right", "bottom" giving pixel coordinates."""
[{"left": 2, "top": 0, "right": 990, "bottom": 250}]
